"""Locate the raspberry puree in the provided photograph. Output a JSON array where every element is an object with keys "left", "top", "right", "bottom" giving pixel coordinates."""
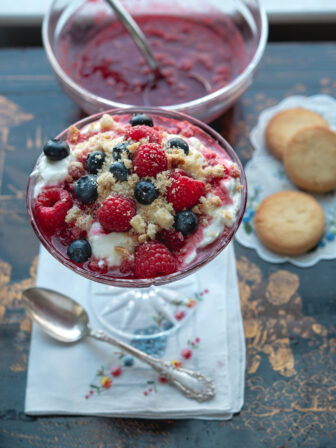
[{"left": 58, "top": 15, "right": 247, "bottom": 106}]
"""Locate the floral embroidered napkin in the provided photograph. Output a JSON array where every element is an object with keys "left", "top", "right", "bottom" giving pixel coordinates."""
[{"left": 25, "top": 243, "right": 245, "bottom": 420}]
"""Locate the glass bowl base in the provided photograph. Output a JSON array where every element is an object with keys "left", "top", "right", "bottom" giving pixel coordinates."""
[{"left": 88, "top": 274, "right": 200, "bottom": 342}]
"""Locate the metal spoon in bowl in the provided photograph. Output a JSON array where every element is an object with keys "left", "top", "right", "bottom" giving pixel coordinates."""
[
  {"left": 22, "top": 287, "right": 216, "bottom": 402},
  {"left": 104, "top": 0, "right": 211, "bottom": 97},
  {"left": 105, "top": 0, "right": 159, "bottom": 74}
]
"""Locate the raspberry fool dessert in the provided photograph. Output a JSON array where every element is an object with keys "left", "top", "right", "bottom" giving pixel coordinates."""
[{"left": 28, "top": 110, "right": 245, "bottom": 283}]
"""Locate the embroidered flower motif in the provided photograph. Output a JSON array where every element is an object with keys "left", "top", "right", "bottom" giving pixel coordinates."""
[
  {"left": 131, "top": 324, "right": 167, "bottom": 357},
  {"left": 143, "top": 380, "right": 157, "bottom": 396},
  {"left": 101, "top": 376, "right": 112, "bottom": 389},
  {"left": 186, "top": 298, "right": 197, "bottom": 308},
  {"left": 111, "top": 366, "right": 122, "bottom": 377},
  {"left": 242, "top": 186, "right": 261, "bottom": 235},
  {"left": 85, "top": 338, "right": 201, "bottom": 399},
  {"left": 181, "top": 348, "right": 192, "bottom": 359},
  {"left": 150, "top": 290, "right": 206, "bottom": 329},
  {"left": 171, "top": 359, "right": 182, "bottom": 367},
  {"left": 316, "top": 210, "right": 336, "bottom": 250},
  {"left": 174, "top": 310, "right": 186, "bottom": 321},
  {"left": 123, "top": 355, "right": 134, "bottom": 367}
]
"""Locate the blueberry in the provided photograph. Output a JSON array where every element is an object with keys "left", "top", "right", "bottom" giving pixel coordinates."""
[
  {"left": 134, "top": 180, "right": 158, "bottom": 205},
  {"left": 74, "top": 175, "right": 98, "bottom": 204},
  {"left": 123, "top": 355, "right": 134, "bottom": 367},
  {"left": 130, "top": 113, "right": 153, "bottom": 127},
  {"left": 86, "top": 150, "right": 105, "bottom": 174},
  {"left": 112, "top": 142, "right": 130, "bottom": 161},
  {"left": 67, "top": 239, "right": 92, "bottom": 263},
  {"left": 43, "top": 139, "right": 70, "bottom": 161},
  {"left": 109, "top": 162, "right": 129, "bottom": 182},
  {"left": 174, "top": 211, "right": 198, "bottom": 235},
  {"left": 166, "top": 137, "right": 189, "bottom": 155}
]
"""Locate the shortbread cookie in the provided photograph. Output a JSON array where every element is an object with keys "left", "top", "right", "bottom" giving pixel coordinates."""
[
  {"left": 255, "top": 191, "right": 325, "bottom": 255},
  {"left": 284, "top": 126, "right": 336, "bottom": 193},
  {"left": 265, "top": 108, "right": 329, "bottom": 160}
]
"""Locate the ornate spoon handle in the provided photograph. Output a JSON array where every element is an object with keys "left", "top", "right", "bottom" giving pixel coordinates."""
[{"left": 89, "top": 328, "right": 216, "bottom": 402}]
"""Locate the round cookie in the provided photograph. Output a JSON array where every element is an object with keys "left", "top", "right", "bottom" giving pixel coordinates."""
[
  {"left": 254, "top": 191, "right": 325, "bottom": 255},
  {"left": 284, "top": 126, "right": 336, "bottom": 193},
  {"left": 265, "top": 108, "right": 329, "bottom": 160}
]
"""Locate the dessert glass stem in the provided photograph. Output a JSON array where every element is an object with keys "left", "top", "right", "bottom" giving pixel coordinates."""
[
  {"left": 89, "top": 275, "right": 199, "bottom": 340},
  {"left": 89, "top": 327, "right": 216, "bottom": 402}
]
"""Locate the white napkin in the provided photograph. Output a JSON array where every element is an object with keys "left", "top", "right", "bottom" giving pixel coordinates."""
[{"left": 25, "top": 243, "right": 245, "bottom": 420}]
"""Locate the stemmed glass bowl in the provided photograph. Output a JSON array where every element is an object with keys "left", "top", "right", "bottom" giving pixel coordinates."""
[{"left": 27, "top": 108, "right": 247, "bottom": 340}]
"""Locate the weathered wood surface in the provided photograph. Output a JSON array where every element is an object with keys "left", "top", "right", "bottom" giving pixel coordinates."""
[{"left": 0, "top": 44, "right": 336, "bottom": 448}]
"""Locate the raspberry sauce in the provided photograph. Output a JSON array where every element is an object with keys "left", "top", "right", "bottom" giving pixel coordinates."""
[{"left": 58, "top": 15, "right": 247, "bottom": 106}]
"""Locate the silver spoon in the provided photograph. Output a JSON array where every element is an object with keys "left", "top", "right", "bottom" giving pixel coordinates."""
[
  {"left": 105, "top": 0, "right": 159, "bottom": 74},
  {"left": 104, "top": 0, "right": 211, "bottom": 96},
  {"left": 23, "top": 287, "right": 216, "bottom": 402}
]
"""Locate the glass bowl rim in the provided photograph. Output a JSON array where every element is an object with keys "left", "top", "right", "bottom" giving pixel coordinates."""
[
  {"left": 42, "top": 0, "right": 268, "bottom": 112},
  {"left": 27, "top": 107, "right": 247, "bottom": 287}
]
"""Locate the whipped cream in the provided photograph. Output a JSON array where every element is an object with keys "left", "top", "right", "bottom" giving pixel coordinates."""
[
  {"left": 88, "top": 223, "right": 135, "bottom": 267},
  {"left": 32, "top": 154, "right": 74, "bottom": 197},
  {"left": 182, "top": 176, "right": 242, "bottom": 266},
  {"left": 200, "top": 179, "right": 241, "bottom": 246}
]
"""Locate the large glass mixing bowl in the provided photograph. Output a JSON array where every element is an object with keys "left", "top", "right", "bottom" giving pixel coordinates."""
[{"left": 43, "top": 0, "right": 267, "bottom": 122}]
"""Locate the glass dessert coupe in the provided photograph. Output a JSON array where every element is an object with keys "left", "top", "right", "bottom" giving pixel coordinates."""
[{"left": 27, "top": 108, "right": 247, "bottom": 344}]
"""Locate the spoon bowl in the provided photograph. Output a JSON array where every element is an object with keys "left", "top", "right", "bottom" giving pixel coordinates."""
[{"left": 23, "top": 287, "right": 89, "bottom": 343}]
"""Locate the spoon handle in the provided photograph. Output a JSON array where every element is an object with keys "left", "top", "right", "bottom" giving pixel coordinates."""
[
  {"left": 105, "top": 0, "right": 159, "bottom": 73},
  {"left": 89, "top": 328, "right": 216, "bottom": 402}
]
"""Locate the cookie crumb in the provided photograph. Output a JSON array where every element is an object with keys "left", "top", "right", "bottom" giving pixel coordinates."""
[
  {"left": 203, "top": 164, "right": 225, "bottom": 179},
  {"left": 154, "top": 171, "right": 172, "bottom": 195},
  {"left": 100, "top": 114, "right": 114, "bottom": 130},
  {"left": 76, "top": 214, "right": 93, "bottom": 231},
  {"left": 97, "top": 172, "right": 116, "bottom": 201},
  {"left": 130, "top": 215, "right": 146, "bottom": 234},
  {"left": 147, "top": 223, "right": 158, "bottom": 239},
  {"left": 68, "top": 125, "right": 80, "bottom": 144},
  {"left": 153, "top": 207, "right": 174, "bottom": 229},
  {"left": 65, "top": 205, "right": 81, "bottom": 224}
]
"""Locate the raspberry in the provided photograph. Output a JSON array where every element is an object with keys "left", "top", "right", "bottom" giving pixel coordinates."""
[
  {"left": 227, "top": 163, "right": 240, "bottom": 178},
  {"left": 134, "top": 241, "right": 176, "bottom": 278},
  {"left": 171, "top": 168, "right": 191, "bottom": 179},
  {"left": 125, "top": 125, "right": 161, "bottom": 143},
  {"left": 68, "top": 163, "right": 84, "bottom": 181},
  {"left": 158, "top": 229, "right": 184, "bottom": 252},
  {"left": 87, "top": 258, "right": 109, "bottom": 274},
  {"left": 59, "top": 225, "right": 85, "bottom": 245},
  {"left": 120, "top": 255, "right": 134, "bottom": 274},
  {"left": 166, "top": 175, "right": 205, "bottom": 211},
  {"left": 97, "top": 195, "right": 136, "bottom": 232},
  {"left": 34, "top": 187, "right": 72, "bottom": 232},
  {"left": 133, "top": 143, "right": 168, "bottom": 178},
  {"left": 78, "top": 148, "right": 90, "bottom": 165}
]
